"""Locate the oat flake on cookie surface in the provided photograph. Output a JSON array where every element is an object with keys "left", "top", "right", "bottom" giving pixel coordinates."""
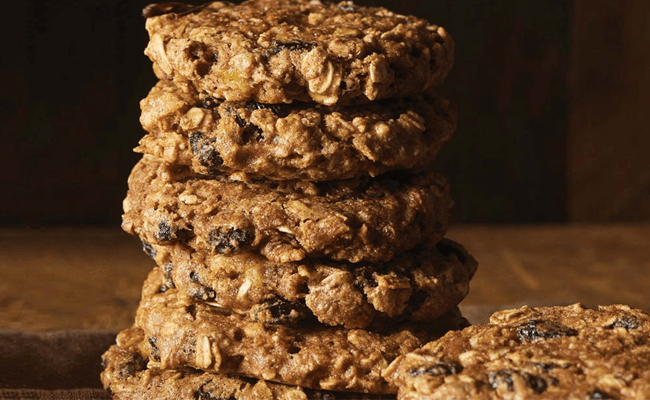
[
  {"left": 143, "top": 0, "right": 454, "bottom": 105},
  {"left": 383, "top": 303, "right": 650, "bottom": 400}
]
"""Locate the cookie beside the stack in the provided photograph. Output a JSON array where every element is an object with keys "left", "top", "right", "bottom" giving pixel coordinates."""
[{"left": 102, "top": 0, "right": 478, "bottom": 398}]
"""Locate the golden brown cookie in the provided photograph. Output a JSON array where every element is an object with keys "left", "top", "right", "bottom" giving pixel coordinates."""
[
  {"left": 383, "top": 303, "right": 650, "bottom": 400},
  {"left": 138, "top": 80, "right": 457, "bottom": 181},
  {"left": 135, "top": 268, "right": 469, "bottom": 394},
  {"left": 101, "top": 326, "right": 394, "bottom": 400},
  {"left": 141, "top": 238, "right": 477, "bottom": 328},
  {"left": 142, "top": 0, "right": 453, "bottom": 105},
  {"left": 122, "top": 155, "right": 453, "bottom": 263}
]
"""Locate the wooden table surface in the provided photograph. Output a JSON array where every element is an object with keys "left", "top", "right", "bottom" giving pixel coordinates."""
[{"left": 1, "top": 224, "right": 648, "bottom": 331}]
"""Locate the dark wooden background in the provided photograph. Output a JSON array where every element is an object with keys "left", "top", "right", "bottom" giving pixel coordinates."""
[{"left": 2, "top": 0, "right": 649, "bottom": 225}]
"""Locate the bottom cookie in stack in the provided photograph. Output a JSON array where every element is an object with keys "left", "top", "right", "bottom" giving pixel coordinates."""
[
  {"left": 102, "top": 326, "right": 394, "bottom": 400},
  {"left": 101, "top": 268, "right": 471, "bottom": 397}
]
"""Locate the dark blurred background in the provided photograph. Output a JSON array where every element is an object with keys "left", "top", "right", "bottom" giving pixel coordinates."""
[{"left": 2, "top": 0, "right": 649, "bottom": 226}]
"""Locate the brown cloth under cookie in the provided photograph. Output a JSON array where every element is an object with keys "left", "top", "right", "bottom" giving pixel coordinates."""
[
  {"left": 0, "top": 306, "right": 501, "bottom": 399},
  {"left": 0, "top": 330, "right": 116, "bottom": 390},
  {"left": 0, "top": 389, "right": 110, "bottom": 400}
]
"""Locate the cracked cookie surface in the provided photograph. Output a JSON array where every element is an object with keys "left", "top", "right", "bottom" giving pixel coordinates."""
[
  {"left": 143, "top": 0, "right": 454, "bottom": 105},
  {"left": 141, "top": 238, "right": 477, "bottom": 329},
  {"left": 138, "top": 80, "right": 457, "bottom": 181},
  {"left": 383, "top": 303, "right": 650, "bottom": 400},
  {"left": 135, "top": 268, "right": 469, "bottom": 394},
  {"left": 101, "top": 326, "right": 394, "bottom": 400},
  {"left": 122, "top": 155, "right": 453, "bottom": 263}
]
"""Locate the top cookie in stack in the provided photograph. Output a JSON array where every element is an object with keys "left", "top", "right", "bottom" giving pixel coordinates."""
[
  {"left": 103, "top": 1, "right": 475, "bottom": 398},
  {"left": 142, "top": 0, "right": 453, "bottom": 106}
]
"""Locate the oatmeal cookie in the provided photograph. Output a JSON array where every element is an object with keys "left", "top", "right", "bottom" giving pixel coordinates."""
[
  {"left": 122, "top": 155, "right": 453, "bottom": 263},
  {"left": 142, "top": 237, "right": 477, "bottom": 328},
  {"left": 101, "top": 326, "right": 393, "bottom": 400},
  {"left": 138, "top": 80, "right": 457, "bottom": 181},
  {"left": 135, "top": 268, "right": 468, "bottom": 394},
  {"left": 143, "top": 0, "right": 454, "bottom": 105},
  {"left": 383, "top": 303, "right": 650, "bottom": 400}
]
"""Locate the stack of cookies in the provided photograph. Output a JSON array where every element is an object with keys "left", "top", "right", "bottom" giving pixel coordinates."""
[{"left": 101, "top": 0, "right": 478, "bottom": 398}]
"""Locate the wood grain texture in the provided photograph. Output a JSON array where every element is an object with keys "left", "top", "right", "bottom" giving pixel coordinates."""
[
  {"left": 0, "top": 228, "right": 153, "bottom": 331},
  {"left": 449, "top": 224, "right": 650, "bottom": 314},
  {"left": 1, "top": 225, "right": 648, "bottom": 331},
  {"left": 569, "top": 0, "right": 650, "bottom": 221},
  {"left": 361, "top": 0, "right": 569, "bottom": 222}
]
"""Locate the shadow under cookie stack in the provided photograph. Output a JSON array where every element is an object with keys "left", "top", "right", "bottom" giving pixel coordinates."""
[{"left": 101, "top": 0, "right": 478, "bottom": 399}]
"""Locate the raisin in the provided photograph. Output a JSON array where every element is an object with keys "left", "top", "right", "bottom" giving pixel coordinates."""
[
  {"left": 535, "top": 362, "right": 559, "bottom": 372},
  {"left": 436, "top": 238, "right": 467, "bottom": 263},
  {"left": 159, "top": 284, "right": 168, "bottom": 293},
  {"left": 516, "top": 319, "right": 578, "bottom": 342},
  {"left": 186, "top": 304, "right": 197, "bottom": 319},
  {"left": 148, "top": 337, "right": 161, "bottom": 362},
  {"left": 162, "top": 263, "right": 173, "bottom": 279},
  {"left": 241, "top": 124, "right": 264, "bottom": 143},
  {"left": 189, "top": 132, "right": 223, "bottom": 168},
  {"left": 609, "top": 315, "right": 640, "bottom": 330},
  {"left": 200, "top": 97, "right": 220, "bottom": 109},
  {"left": 525, "top": 373, "right": 549, "bottom": 394},
  {"left": 188, "top": 41, "right": 208, "bottom": 60},
  {"left": 338, "top": 4, "right": 356, "bottom": 12},
  {"left": 141, "top": 240, "right": 157, "bottom": 259},
  {"left": 155, "top": 221, "right": 173, "bottom": 242},
  {"left": 589, "top": 389, "right": 617, "bottom": 400},
  {"left": 118, "top": 353, "right": 146, "bottom": 379},
  {"left": 208, "top": 227, "right": 252, "bottom": 255},
  {"left": 408, "top": 361, "right": 462, "bottom": 377},
  {"left": 224, "top": 106, "right": 248, "bottom": 128},
  {"left": 353, "top": 266, "right": 381, "bottom": 292},
  {"left": 162, "top": 263, "right": 176, "bottom": 289},
  {"left": 101, "top": 357, "right": 108, "bottom": 370},
  {"left": 246, "top": 101, "right": 291, "bottom": 118},
  {"left": 190, "top": 284, "right": 216, "bottom": 301},
  {"left": 487, "top": 370, "right": 515, "bottom": 392},
  {"left": 251, "top": 298, "right": 305, "bottom": 324},
  {"left": 267, "top": 41, "right": 317, "bottom": 56},
  {"left": 189, "top": 132, "right": 204, "bottom": 152},
  {"left": 222, "top": 106, "right": 264, "bottom": 142},
  {"left": 488, "top": 370, "right": 550, "bottom": 394},
  {"left": 195, "top": 382, "right": 236, "bottom": 400}
]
